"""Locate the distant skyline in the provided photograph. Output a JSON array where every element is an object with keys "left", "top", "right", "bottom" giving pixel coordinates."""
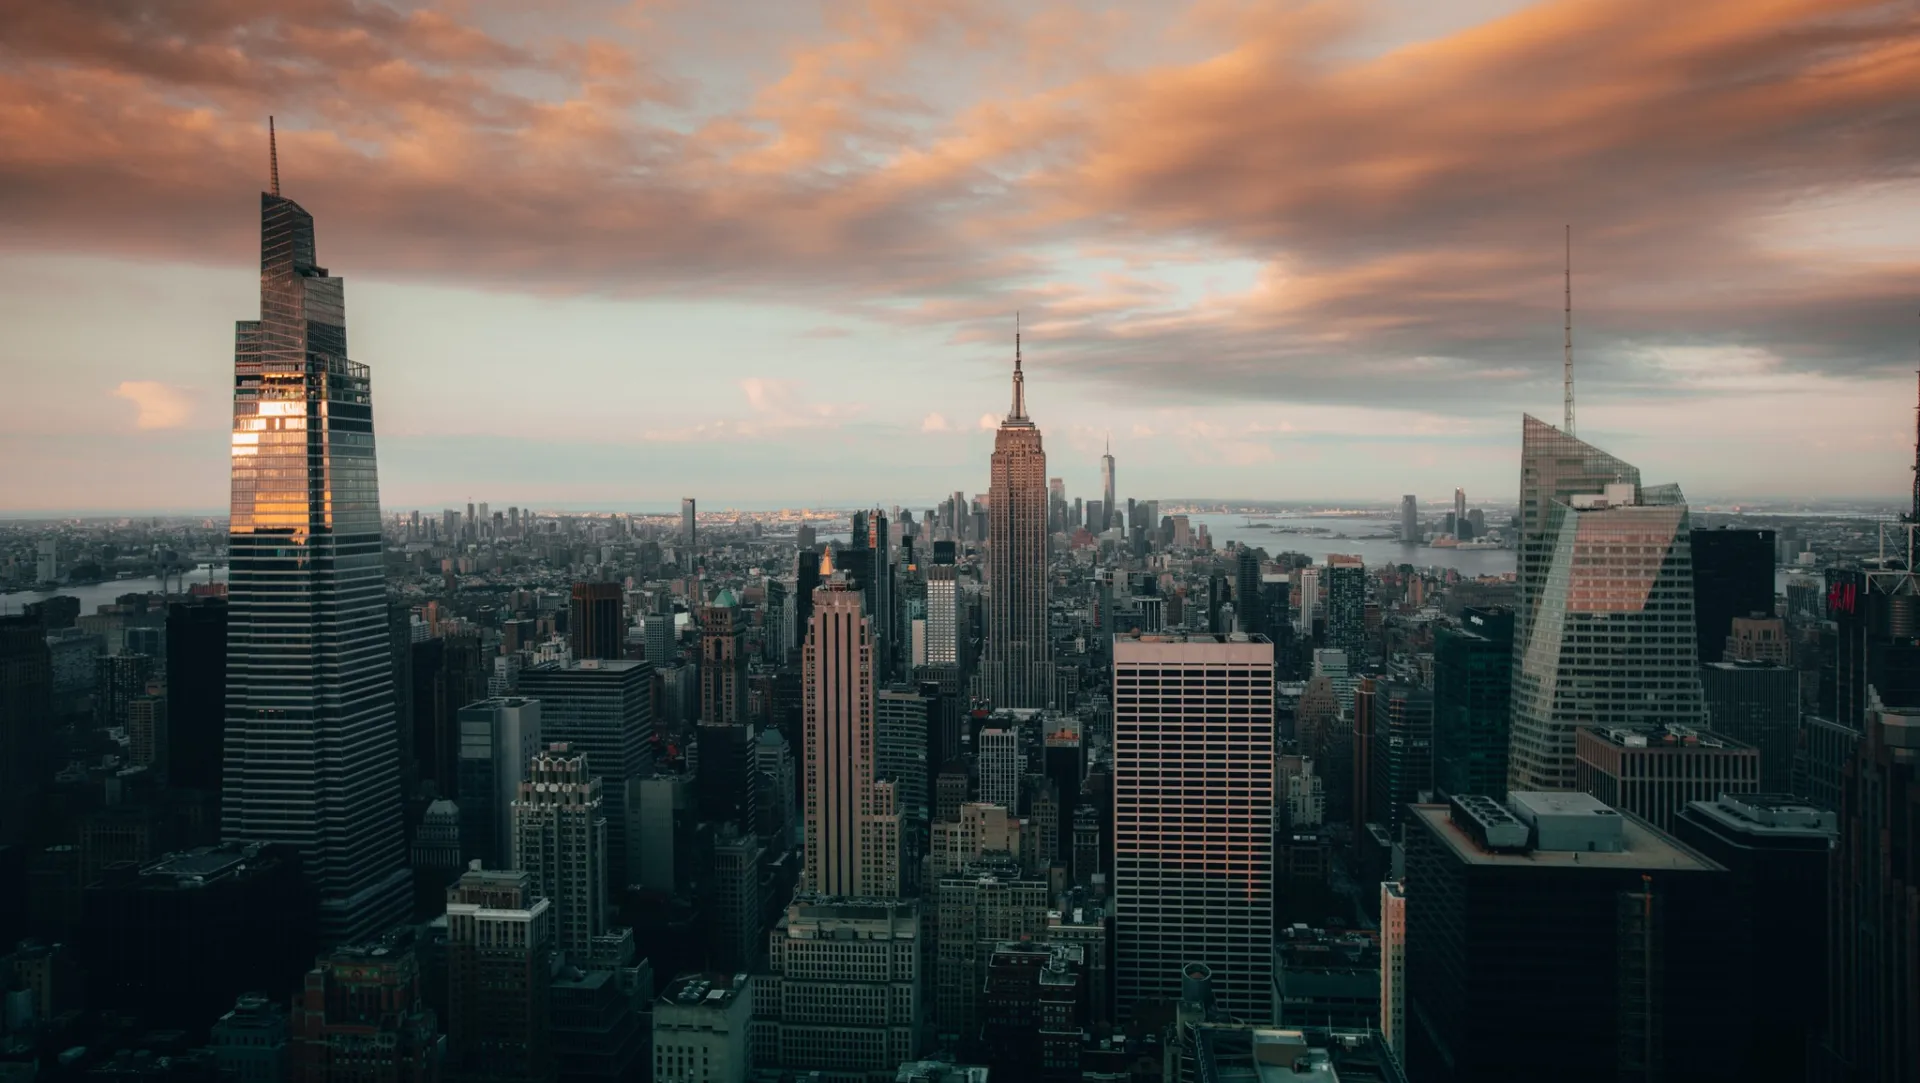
[{"left": 3, "top": 0, "right": 1917, "bottom": 514}]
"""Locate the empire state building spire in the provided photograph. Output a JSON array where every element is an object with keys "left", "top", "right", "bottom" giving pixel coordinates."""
[{"left": 1010, "top": 314, "right": 1028, "bottom": 422}]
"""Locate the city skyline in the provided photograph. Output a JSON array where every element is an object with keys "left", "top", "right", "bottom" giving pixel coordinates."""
[{"left": 4, "top": 0, "right": 1919, "bottom": 513}]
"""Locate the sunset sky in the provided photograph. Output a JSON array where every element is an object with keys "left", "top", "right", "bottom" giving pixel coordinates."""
[{"left": 2, "top": 0, "right": 1917, "bottom": 514}]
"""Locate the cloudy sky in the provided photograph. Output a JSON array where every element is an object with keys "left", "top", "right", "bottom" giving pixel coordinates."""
[{"left": 2, "top": 0, "right": 1917, "bottom": 515}]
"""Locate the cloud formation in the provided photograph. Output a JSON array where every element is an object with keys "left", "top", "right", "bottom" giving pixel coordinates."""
[
  {"left": 113, "top": 381, "right": 194, "bottom": 429},
  {"left": 2, "top": 0, "right": 1917, "bottom": 423}
]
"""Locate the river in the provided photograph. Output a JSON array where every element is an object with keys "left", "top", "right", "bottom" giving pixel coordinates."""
[
  {"left": 1, "top": 566, "right": 229, "bottom": 616},
  {"left": 1188, "top": 514, "right": 1516, "bottom": 576}
]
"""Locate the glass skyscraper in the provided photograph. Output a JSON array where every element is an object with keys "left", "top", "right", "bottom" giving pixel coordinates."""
[
  {"left": 1509, "top": 418, "right": 1706, "bottom": 790},
  {"left": 982, "top": 334, "right": 1053, "bottom": 708},
  {"left": 221, "top": 158, "right": 410, "bottom": 945}
]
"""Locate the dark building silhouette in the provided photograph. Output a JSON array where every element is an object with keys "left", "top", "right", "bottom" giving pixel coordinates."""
[
  {"left": 80, "top": 843, "right": 315, "bottom": 1037},
  {"left": 290, "top": 928, "right": 445, "bottom": 1081},
  {"left": 166, "top": 598, "right": 229, "bottom": 794},
  {"left": 1690, "top": 528, "right": 1775, "bottom": 663},
  {"left": 1369, "top": 682, "right": 1434, "bottom": 835},
  {"left": 1701, "top": 659, "right": 1800, "bottom": 792},
  {"left": 1233, "top": 548, "right": 1264, "bottom": 636},
  {"left": 570, "top": 582, "right": 626, "bottom": 663},
  {"left": 1405, "top": 792, "right": 1744, "bottom": 1083},
  {"left": 0, "top": 614, "right": 52, "bottom": 844},
  {"left": 412, "top": 634, "right": 489, "bottom": 802},
  {"left": 1432, "top": 607, "right": 1513, "bottom": 800},
  {"left": 445, "top": 865, "right": 555, "bottom": 1083},
  {"left": 1673, "top": 794, "right": 1836, "bottom": 1083}
]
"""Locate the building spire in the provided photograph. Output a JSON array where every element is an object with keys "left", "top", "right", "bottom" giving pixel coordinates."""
[
  {"left": 1563, "top": 224, "right": 1575, "bottom": 435},
  {"left": 1010, "top": 312, "right": 1027, "bottom": 421},
  {"left": 269, "top": 116, "right": 281, "bottom": 197}
]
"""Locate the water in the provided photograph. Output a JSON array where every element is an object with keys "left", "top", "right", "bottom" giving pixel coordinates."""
[
  {"left": 1189, "top": 514, "right": 1516, "bottom": 577},
  {"left": 1, "top": 566, "right": 228, "bottom": 616}
]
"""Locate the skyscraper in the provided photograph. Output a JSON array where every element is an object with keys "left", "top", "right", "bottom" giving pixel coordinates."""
[
  {"left": 1112, "top": 633, "right": 1275, "bottom": 1023},
  {"left": 512, "top": 744, "right": 615, "bottom": 965},
  {"left": 983, "top": 332, "right": 1053, "bottom": 709},
  {"left": 802, "top": 556, "right": 901, "bottom": 898},
  {"left": 1100, "top": 436, "right": 1116, "bottom": 533},
  {"left": 517, "top": 659, "right": 654, "bottom": 890},
  {"left": 165, "top": 597, "right": 228, "bottom": 795},
  {"left": 570, "top": 581, "right": 625, "bottom": 662},
  {"left": 1400, "top": 495, "right": 1418, "bottom": 542},
  {"left": 925, "top": 564, "right": 960, "bottom": 666},
  {"left": 1690, "top": 527, "right": 1776, "bottom": 664},
  {"left": 1509, "top": 421, "right": 1704, "bottom": 791},
  {"left": 1325, "top": 555, "right": 1366, "bottom": 662},
  {"left": 220, "top": 140, "right": 410, "bottom": 945},
  {"left": 444, "top": 865, "right": 556, "bottom": 1083},
  {"left": 1233, "top": 547, "right": 1264, "bottom": 636},
  {"left": 455, "top": 697, "right": 543, "bottom": 870},
  {"left": 0, "top": 614, "right": 52, "bottom": 843},
  {"left": 681, "top": 497, "right": 697, "bottom": 550},
  {"left": 700, "top": 589, "right": 747, "bottom": 724},
  {"left": 1432, "top": 607, "right": 1513, "bottom": 799}
]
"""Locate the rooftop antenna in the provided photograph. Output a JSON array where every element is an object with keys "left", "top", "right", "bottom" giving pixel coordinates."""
[
  {"left": 1563, "top": 224, "right": 1575, "bottom": 435},
  {"left": 269, "top": 116, "right": 281, "bottom": 197},
  {"left": 1011, "top": 312, "right": 1027, "bottom": 420}
]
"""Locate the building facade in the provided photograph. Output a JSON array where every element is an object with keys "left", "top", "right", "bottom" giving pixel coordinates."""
[
  {"left": 982, "top": 337, "right": 1053, "bottom": 708},
  {"left": 220, "top": 169, "right": 410, "bottom": 945},
  {"left": 802, "top": 566, "right": 901, "bottom": 898},
  {"left": 1573, "top": 723, "right": 1760, "bottom": 833},
  {"left": 1112, "top": 634, "right": 1275, "bottom": 1023},
  {"left": 750, "top": 897, "right": 922, "bottom": 1082},
  {"left": 517, "top": 659, "right": 655, "bottom": 889}
]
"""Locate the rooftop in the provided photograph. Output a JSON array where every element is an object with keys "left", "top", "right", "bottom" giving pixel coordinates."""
[
  {"left": 660, "top": 972, "right": 746, "bottom": 1010},
  {"left": 121, "top": 843, "right": 286, "bottom": 887},
  {"left": 1578, "top": 724, "right": 1755, "bottom": 752},
  {"left": 1685, "top": 793, "right": 1837, "bottom": 837},
  {"left": 1194, "top": 1026, "right": 1406, "bottom": 1083},
  {"left": 1413, "top": 801, "right": 1716, "bottom": 872}
]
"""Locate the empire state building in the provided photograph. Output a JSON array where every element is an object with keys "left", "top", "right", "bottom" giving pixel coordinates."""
[
  {"left": 982, "top": 330, "right": 1054, "bottom": 708},
  {"left": 221, "top": 125, "right": 411, "bottom": 945}
]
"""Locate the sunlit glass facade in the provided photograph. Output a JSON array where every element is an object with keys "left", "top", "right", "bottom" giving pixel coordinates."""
[{"left": 222, "top": 190, "right": 410, "bottom": 946}]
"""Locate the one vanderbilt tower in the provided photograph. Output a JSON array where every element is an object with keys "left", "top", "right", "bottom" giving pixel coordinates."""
[
  {"left": 981, "top": 324, "right": 1054, "bottom": 708},
  {"left": 221, "top": 122, "right": 411, "bottom": 945}
]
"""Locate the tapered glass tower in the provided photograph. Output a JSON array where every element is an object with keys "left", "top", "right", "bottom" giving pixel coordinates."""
[
  {"left": 221, "top": 130, "right": 410, "bottom": 945},
  {"left": 981, "top": 332, "right": 1053, "bottom": 708}
]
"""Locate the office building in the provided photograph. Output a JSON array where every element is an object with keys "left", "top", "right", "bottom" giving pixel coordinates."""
[
  {"left": 1820, "top": 689, "right": 1920, "bottom": 1081},
  {"left": 978, "top": 940, "right": 1085, "bottom": 1082},
  {"left": 1574, "top": 723, "right": 1759, "bottom": 833},
  {"left": 1432, "top": 607, "right": 1513, "bottom": 799},
  {"left": 512, "top": 745, "right": 616, "bottom": 965},
  {"left": 1725, "top": 614, "right": 1790, "bottom": 665},
  {"left": 1100, "top": 439, "right": 1116, "bottom": 533},
  {"left": 220, "top": 157, "right": 410, "bottom": 946},
  {"left": 1112, "top": 633, "right": 1275, "bottom": 1023},
  {"left": 654, "top": 973, "right": 753, "bottom": 1083},
  {"left": 1508, "top": 456, "right": 1706, "bottom": 792},
  {"left": 518, "top": 659, "right": 655, "bottom": 889},
  {"left": 1673, "top": 794, "right": 1836, "bottom": 1083},
  {"left": 930, "top": 802, "right": 1023, "bottom": 880},
  {"left": 925, "top": 565, "right": 960, "bottom": 668},
  {"left": 1297, "top": 566, "right": 1320, "bottom": 636},
  {"left": 211, "top": 993, "right": 291, "bottom": 1083},
  {"left": 550, "top": 961, "right": 652, "bottom": 1083},
  {"left": 445, "top": 865, "right": 555, "bottom": 1083},
  {"left": 749, "top": 897, "right": 921, "bottom": 1079},
  {"left": 755, "top": 728, "right": 796, "bottom": 851},
  {"left": 79, "top": 842, "right": 314, "bottom": 1035},
  {"left": 709, "top": 824, "right": 764, "bottom": 973},
  {"left": 1404, "top": 791, "right": 1741, "bottom": 1083},
  {"left": 1234, "top": 548, "right": 1264, "bottom": 636},
  {"left": 1690, "top": 527, "right": 1776, "bottom": 664},
  {"left": 978, "top": 725, "right": 1021, "bottom": 810},
  {"left": 1700, "top": 660, "right": 1799, "bottom": 793},
  {"left": 1515, "top": 414, "right": 1639, "bottom": 667},
  {"left": 1274, "top": 925, "right": 1380, "bottom": 1030},
  {"left": 802, "top": 560, "right": 901, "bottom": 898},
  {"left": 696, "top": 716, "right": 760, "bottom": 832},
  {"left": 875, "top": 685, "right": 930, "bottom": 817},
  {"left": 456, "top": 698, "right": 542, "bottom": 869},
  {"left": 701, "top": 590, "right": 748, "bottom": 725},
  {"left": 1368, "top": 682, "right": 1434, "bottom": 835},
  {"left": 1326, "top": 556, "right": 1366, "bottom": 662},
  {"left": 934, "top": 859, "right": 1051, "bottom": 1041},
  {"left": 1380, "top": 882, "right": 1406, "bottom": 1062},
  {"left": 636, "top": 772, "right": 696, "bottom": 894},
  {"left": 682, "top": 498, "right": 697, "bottom": 549},
  {"left": 570, "top": 582, "right": 625, "bottom": 662},
  {"left": 290, "top": 928, "right": 445, "bottom": 1081},
  {"left": 165, "top": 597, "right": 228, "bottom": 794},
  {"left": 1400, "top": 495, "right": 1418, "bottom": 542},
  {"left": 981, "top": 334, "right": 1053, "bottom": 709}
]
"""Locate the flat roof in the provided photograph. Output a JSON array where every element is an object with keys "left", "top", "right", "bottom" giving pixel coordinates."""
[
  {"left": 1410, "top": 804, "right": 1717, "bottom": 871},
  {"left": 1685, "top": 794, "right": 1836, "bottom": 838},
  {"left": 1114, "top": 634, "right": 1275, "bottom": 664}
]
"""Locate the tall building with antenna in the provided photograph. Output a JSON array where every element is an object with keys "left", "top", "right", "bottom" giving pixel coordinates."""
[
  {"left": 982, "top": 325, "right": 1054, "bottom": 709},
  {"left": 221, "top": 120, "right": 411, "bottom": 945}
]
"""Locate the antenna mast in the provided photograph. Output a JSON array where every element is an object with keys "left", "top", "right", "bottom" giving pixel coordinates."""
[
  {"left": 1563, "top": 224, "right": 1574, "bottom": 435},
  {"left": 269, "top": 116, "right": 281, "bottom": 197}
]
